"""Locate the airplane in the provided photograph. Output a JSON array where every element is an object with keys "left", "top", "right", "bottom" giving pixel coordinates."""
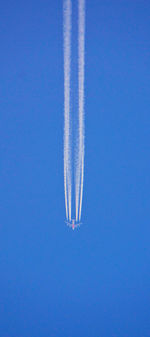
[{"left": 66, "top": 219, "right": 81, "bottom": 230}]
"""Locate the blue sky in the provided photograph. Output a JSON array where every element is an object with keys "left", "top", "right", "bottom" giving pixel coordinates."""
[{"left": 0, "top": 0, "right": 150, "bottom": 336}]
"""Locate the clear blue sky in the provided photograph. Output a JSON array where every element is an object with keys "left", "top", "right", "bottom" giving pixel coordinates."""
[{"left": 0, "top": 0, "right": 150, "bottom": 336}]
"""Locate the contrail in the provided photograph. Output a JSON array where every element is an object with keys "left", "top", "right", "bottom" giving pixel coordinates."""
[
  {"left": 63, "top": 0, "right": 72, "bottom": 221},
  {"left": 63, "top": 0, "right": 85, "bottom": 228},
  {"left": 75, "top": 0, "right": 85, "bottom": 222}
]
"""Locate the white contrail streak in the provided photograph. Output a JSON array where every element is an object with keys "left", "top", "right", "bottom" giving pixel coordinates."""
[
  {"left": 75, "top": 0, "right": 85, "bottom": 222},
  {"left": 63, "top": 0, "right": 72, "bottom": 221},
  {"left": 78, "top": 0, "right": 85, "bottom": 221},
  {"left": 63, "top": 0, "right": 85, "bottom": 226}
]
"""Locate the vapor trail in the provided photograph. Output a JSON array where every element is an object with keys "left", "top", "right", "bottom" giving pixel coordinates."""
[
  {"left": 63, "top": 0, "right": 85, "bottom": 227},
  {"left": 63, "top": 0, "right": 72, "bottom": 221},
  {"left": 75, "top": 0, "right": 85, "bottom": 221}
]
